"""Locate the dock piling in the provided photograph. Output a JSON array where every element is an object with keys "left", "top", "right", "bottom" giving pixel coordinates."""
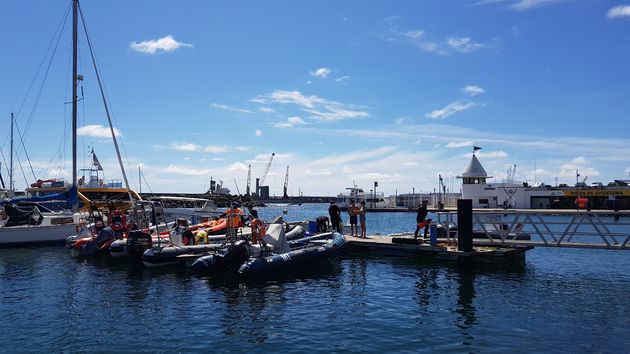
[{"left": 457, "top": 199, "right": 473, "bottom": 252}]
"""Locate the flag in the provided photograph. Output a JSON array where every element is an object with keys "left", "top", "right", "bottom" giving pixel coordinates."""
[
  {"left": 473, "top": 146, "right": 482, "bottom": 152},
  {"left": 92, "top": 151, "right": 103, "bottom": 170}
]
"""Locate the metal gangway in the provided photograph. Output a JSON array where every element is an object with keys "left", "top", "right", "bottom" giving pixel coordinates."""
[{"left": 434, "top": 209, "right": 630, "bottom": 250}]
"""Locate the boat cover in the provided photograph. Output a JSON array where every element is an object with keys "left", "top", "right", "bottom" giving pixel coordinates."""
[
  {"left": 3, "top": 204, "right": 43, "bottom": 227},
  {"left": 0, "top": 185, "right": 78, "bottom": 209},
  {"left": 262, "top": 221, "right": 290, "bottom": 254}
]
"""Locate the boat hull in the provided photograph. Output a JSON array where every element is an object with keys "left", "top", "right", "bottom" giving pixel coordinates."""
[
  {"left": 0, "top": 224, "right": 78, "bottom": 247},
  {"left": 238, "top": 232, "right": 346, "bottom": 277}
]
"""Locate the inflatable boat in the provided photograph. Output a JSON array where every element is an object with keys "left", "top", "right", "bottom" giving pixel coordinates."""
[{"left": 191, "top": 221, "right": 345, "bottom": 276}]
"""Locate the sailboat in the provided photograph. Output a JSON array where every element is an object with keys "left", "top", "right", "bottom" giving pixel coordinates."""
[{"left": 0, "top": 0, "right": 139, "bottom": 246}]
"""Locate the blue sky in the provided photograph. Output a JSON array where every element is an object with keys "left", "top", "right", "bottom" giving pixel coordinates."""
[{"left": 1, "top": 0, "right": 630, "bottom": 196}]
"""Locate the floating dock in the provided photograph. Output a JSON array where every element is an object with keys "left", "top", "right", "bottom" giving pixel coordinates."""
[{"left": 343, "top": 234, "right": 532, "bottom": 264}]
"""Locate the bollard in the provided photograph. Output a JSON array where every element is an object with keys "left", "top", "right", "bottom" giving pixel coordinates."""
[
  {"left": 429, "top": 224, "right": 437, "bottom": 246},
  {"left": 457, "top": 199, "right": 473, "bottom": 252}
]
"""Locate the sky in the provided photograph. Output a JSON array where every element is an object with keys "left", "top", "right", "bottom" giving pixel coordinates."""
[{"left": 1, "top": 0, "right": 630, "bottom": 197}]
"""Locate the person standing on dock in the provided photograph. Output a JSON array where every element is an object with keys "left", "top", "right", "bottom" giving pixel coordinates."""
[
  {"left": 328, "top": 201, "right": 342, "bottom": 233},
  {"left": 359, "top": 201, "right": 367, "bottom": 238},
  {"left": 348, "top": 200, "right": 360, "bottom": 237},
  {"left": 414, "top": 200, "right": 430, "bottom": 239}
]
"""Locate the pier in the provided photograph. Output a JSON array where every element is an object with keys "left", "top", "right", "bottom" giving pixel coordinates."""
[{"left": 343, "top": 235, "right": 531, "bottom": 264}]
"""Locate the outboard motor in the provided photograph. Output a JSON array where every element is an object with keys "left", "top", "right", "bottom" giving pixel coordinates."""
[
  {"left": 126, "top": 230, "right": 153, "bottom": 262},
  {"left": 223, "top": 240, "right": 250, "bottom": 271},
  {"left": 77, "top": 226, "right": 116, "bottom": 257},
  {"left": 191, "top": 240, "right": 249, "bottom": 274}
]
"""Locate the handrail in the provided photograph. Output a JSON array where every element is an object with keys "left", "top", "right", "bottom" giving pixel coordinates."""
[{"left": 434, "top": 209, "right": 630, "bottom": 250}]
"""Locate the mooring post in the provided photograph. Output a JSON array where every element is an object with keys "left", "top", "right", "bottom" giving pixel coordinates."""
[
  {"left": 457, "top": 199, "right": 473, "bottom": 252},
  {"left": 429, "top": 224, "right": 437, "bottom": 246}
]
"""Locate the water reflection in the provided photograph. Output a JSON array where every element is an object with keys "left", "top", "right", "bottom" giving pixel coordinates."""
[
  {"left": 202, "top": 260, "right": 343, "bottom": 344},
  {"left": 455, "top": 268, "right": 477, "bottom": 347}
]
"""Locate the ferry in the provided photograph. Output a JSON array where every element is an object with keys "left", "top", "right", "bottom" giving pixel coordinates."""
[{"left": 458, "top": 153, "right": 630, "bottom": 210}]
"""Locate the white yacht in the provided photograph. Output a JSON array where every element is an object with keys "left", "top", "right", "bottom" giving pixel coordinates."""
[{"left": 336, "top": 186, "right": 398, "bottom": 210}]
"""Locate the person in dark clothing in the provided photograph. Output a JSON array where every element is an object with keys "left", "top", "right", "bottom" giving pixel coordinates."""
[
  {"left": 316, "top": 216, "right": 330, "bottom": 233},
  {"left": 247, "top": 205, "right": 259, "bottom": 219},
  {"left": 414, "top": 200, "right": 430, "bottom": 238},
  {"left": 328, "top": 201, "right": 342, "bottom": 233}
]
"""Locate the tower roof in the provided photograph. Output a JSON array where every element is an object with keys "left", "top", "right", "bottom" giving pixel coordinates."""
[{"left": 458, "top": 154, "right": 491, "bottom": 178}]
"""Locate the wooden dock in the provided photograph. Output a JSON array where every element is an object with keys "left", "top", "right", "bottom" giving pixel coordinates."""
[{"left": 343, "top": 234, "right": 532, "bottom": 264}]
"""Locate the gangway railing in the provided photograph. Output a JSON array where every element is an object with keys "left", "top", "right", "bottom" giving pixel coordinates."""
[{"left": 434, "top": 209, "right": 630, "bottom": 250}]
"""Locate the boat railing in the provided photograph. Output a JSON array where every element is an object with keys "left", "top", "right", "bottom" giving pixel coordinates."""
[{"left": 434, "top": 209, "right": 630, "bottom": 250}]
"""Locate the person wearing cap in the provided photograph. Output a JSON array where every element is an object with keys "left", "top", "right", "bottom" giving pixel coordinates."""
[
  {"left": 328, "top": 201, "right": 342, "bottom": 233},
  {"left": 414, "top": 200, "right": 429, "bottom": 239}
]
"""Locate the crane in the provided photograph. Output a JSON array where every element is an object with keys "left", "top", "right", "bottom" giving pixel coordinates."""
[
  {"left": 246, "top": 164, "right": 251, "bottom": 196},
  {"left": 259, "top": 153, "right": 275, "bottom": 186},
  {"left": 283, "top": 165, "right": 289, "bottom": 199},
  {"left": 255, "top": 153, "right": 275, "bottom": 198}
]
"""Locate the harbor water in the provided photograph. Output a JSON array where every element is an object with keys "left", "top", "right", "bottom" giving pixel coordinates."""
[{"left": 1, "top": 203, "right": 628, "bottom": 353}]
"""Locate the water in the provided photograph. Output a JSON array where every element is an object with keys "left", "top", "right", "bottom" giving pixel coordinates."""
[{"left": 1, "top": 204, "right": 629, "bottom": 353}]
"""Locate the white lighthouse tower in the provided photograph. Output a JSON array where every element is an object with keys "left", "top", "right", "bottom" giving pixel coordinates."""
[{"left": 457, "top": 151, "right": 496, "bottom": 208}]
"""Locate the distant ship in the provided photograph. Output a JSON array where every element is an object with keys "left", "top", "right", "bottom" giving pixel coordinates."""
[{"left": 336, "top": 185, "right": 405, "bottom": 211}]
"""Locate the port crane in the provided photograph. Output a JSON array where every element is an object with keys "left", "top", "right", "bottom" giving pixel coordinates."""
[
  {"left": 256, "top": 153, "right": 275, "bottom": 198},
  {"left": 246, "top": 164, "right": 251, "bottom": 196},
  {"left": 283, "top": 166, "right": 289, "bottom": 199}
]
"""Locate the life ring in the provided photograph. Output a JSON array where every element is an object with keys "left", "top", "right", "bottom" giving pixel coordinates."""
[
  {"left": 195, "top": 230, "right": 208, "bottom": 245},
  {"left": 576, "top": 197, "right": 587, "bottom": 209},
  {"left": 250, "top": 218, "right": 266, "bottom": 244}
]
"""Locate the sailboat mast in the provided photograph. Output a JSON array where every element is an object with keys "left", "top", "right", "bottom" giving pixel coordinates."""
[
  {"left": 72, "top": 0, "right": 78, "bottom": 191},
  {"left": 9, "top": 113, "right": 14, "bottom": 198}
]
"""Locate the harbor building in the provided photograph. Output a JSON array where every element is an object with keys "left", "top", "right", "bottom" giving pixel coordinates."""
[{"left": 458, "top": 153, "right": 630, "bottom": 210}]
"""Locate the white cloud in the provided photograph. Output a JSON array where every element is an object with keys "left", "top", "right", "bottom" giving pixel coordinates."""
[
  {"left": 404, "top": 30, "right": 424, "bottom": 39},
  {"left": 476, "top": 150, "right": 508, "bottom": 159},
  {"left": 462, "top": 85, "right": 485, "bottom": 96},
  {"left": 511, "top": 0, "right": 566, "bottom": 11},
  {"left": 310, "top": 68, "right": 331, "bottom": 78},
  {"left": 77, "top": 124, "right": 121, "bottom": 139},
  {"left": 255, "top": 129, "right": 263, "bottom": 136},
  {"left": 335, "top": 76, "right": 351, "bottom": 83},
  {"left": 211, "top": 103, "right": 253, "bottom": 114},
  {"left": 130, "top": 35, "right": 193, "bottom": 54},
  {"left": 377, "top": 19, "right": 488, "bottom": 55},
  {"left": 252, "top": 90, "right": 369, "bottom": 122},
  {"left": 171, "top": 142, "right": 200, "bottom": 152},
  {"left": 259, "top": 107, "right": 276, "bottom": 113},
  {"left": 203, "top": 145, "right": 229, "bottom": 153},
  {"left": 446, "top": 141, "right": 473, "bottom": 148},
  {"left": 607, "top": 5, "right": 630, "bottom": 19},
  {"left": 425, "top": 101, "right": 480, "bottom": 119},
  {"left": 164, "top": 165, "right": 209, "bottom": 176},
  {"left": 227, "top": 162, "right": 249, "bottom": 172},
  {"left": 447, "top": 37, "right": 484, "bottom": 53},
  {"left": 272, "top": 116, "right": 308, "bottom": 128},
  {"left": 304, "top": 169, "right": 332, "bottom": 176}
]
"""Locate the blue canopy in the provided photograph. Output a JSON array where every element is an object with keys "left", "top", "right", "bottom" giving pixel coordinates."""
[{"left": 0, "top": 185, "right": 78, "bottom": 209}]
